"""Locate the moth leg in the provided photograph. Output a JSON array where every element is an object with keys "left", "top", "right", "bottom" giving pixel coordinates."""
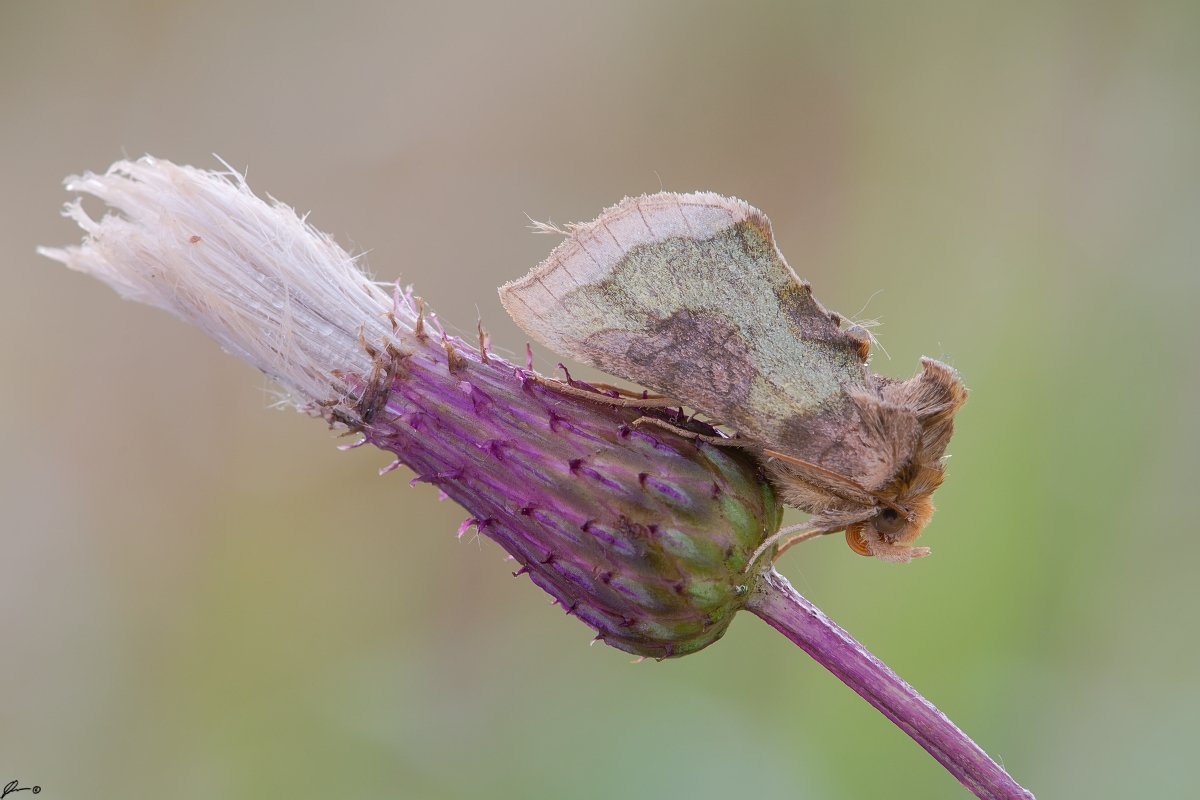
[
  {"left": 529, "top": 373, "right": 682, "bottom": 408},
  {"left": 590, "top": 382, "right": 673, "bottom": 401},
  {"left": 743, "top": 524, "right": 828, "bottom": 575},
  {"left": 772, "top": 527, "right": 831, "bottom": 561},
  {"left": 630, "top": 416, "right": 747, "bottom": 447}
]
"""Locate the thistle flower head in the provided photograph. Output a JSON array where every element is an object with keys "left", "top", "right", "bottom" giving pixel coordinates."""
[
  {"left": 40, "top": 158, "right": 1038, "bottom": 797},
  {"left": 41, "top": 157, "right": 782, "bottom": 658},
  {"left": 40, "top": 157, "right": 399, "bottom": 408}
]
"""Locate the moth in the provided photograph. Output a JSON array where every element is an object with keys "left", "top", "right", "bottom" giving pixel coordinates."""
[{"left": 499, "top": 192, "right": 967, "bottom": 563}]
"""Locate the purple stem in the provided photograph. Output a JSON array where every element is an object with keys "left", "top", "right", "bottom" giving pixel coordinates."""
[{"left": 746, "top": 568, "right": 1034, "bottom": 799}]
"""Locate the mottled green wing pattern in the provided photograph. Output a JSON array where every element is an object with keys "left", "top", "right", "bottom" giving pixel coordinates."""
[{"left": 500, "top": 192, "right": 883, "bottom": 476}]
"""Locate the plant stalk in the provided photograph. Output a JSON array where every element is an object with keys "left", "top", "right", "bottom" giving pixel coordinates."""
[{"left": 746, "top": 568, "right": 1034, "bottom": 799}]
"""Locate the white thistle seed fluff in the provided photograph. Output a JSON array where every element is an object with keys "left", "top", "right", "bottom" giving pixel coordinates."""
[{"left": 39, "top": 157, "right": 416, "bottom": 406}]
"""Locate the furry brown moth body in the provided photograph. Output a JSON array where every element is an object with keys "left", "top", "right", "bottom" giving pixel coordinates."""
[{"left": 499, "top": 193, "right": 967, "bottom": 563}]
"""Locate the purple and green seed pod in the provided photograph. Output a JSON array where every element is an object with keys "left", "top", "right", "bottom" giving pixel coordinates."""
[{"left": 343, "top": 331, "right": 782, "bottom": 658}]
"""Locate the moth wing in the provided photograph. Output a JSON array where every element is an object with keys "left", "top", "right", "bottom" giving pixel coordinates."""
[{"left": 500, "top": 192, "right": 891, "bottom": 480}]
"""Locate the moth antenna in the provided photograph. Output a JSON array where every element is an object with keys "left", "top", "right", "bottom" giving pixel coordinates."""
[{"left": 744, "top": 524, "right": 825, "bottom": 574}]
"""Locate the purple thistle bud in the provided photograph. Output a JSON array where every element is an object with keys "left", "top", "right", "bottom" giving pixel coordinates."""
[
  {"left": 341, "top": 315, "right": 784, "bottom": 658},
  {"left": 39, "top": 157, "right": 782, "bottom": 659}
]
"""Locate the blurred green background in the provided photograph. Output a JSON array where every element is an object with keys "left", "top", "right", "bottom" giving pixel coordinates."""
[{"left": 3, "top": 2, "right": 1197, "bottom": 798}]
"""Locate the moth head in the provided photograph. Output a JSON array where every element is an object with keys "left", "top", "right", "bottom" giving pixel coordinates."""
[
  {"left": 762, "top": 363, "right": 962, "bottom": 565},
  {"left": 844, "top": 493, "right": 936, "bottom": 563},
  {"left": 840, "top": 357, "right": 968, "bottom": 562},
  {"left": 761, "top": 460, "right": 935, "bottom": 563}
]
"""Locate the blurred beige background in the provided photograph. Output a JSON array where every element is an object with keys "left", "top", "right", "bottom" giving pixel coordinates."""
[{"left": 3, "top": 2, "right": 1197, "bottom": 798}]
